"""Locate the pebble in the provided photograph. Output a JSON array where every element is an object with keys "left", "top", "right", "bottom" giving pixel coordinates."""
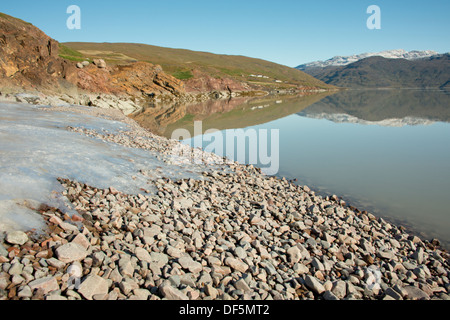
[
  {"left": 5, "top": 231, "right": 28, "bottom": 246},
  {"left": 304, "top": 275, "right": 325, "bottom": 295},
  {"left": 78, "top": 275, "right": 110, "bottom": 300},
  {"left": 0, "top": 112, "right": 449, "bottom": 301},
  {"left": 56, "top": 243, "right": 88, "bottom": 263}
]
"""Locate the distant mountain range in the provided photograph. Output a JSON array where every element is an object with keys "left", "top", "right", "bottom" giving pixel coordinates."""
[
  {"left": 296, "top": 49, "right": 439, "bottom": 70},
  {"left": 297, "top": 88, "right": 450, "bottom": 125},
  {"left": 296, "top": 50, "right": 450, "bottom": 89}
]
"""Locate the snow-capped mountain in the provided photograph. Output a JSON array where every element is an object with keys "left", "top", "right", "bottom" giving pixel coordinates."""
[
  {"left": 296, "top": 49, "right": 439, "bottom": 70},
  {"left": 297, "top": 112, "right": 435, "bottom": 127}
]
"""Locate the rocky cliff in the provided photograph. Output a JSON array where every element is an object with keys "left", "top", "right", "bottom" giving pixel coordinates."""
[
  {"left": 0, "top": 13, "right": 185, "bottom": 101},
  {"left": 0, "top": 13, "right": 77, "bottom": 93}
]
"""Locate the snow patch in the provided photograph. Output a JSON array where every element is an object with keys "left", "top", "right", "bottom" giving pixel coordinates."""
[{"left": 0, "top": 103, "right": 202, "bottom": 234}]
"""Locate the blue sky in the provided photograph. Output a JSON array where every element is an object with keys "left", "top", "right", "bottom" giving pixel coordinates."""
[{"left": 1, "top": 0, "right": 449, "bottom": 67}]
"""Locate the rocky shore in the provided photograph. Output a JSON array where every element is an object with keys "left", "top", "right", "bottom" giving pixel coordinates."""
[{"left": 0, "top": 102, "right": 449, "bottom": 301}]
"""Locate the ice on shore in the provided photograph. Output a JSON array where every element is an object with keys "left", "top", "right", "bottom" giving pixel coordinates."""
[{"left": 0, "top": 103, "right": 201, "bottom": 234}]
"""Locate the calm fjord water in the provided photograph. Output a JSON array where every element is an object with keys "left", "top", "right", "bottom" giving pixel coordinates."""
[{"left": 148, "top": 89, "right": 450, "bottom": 247}]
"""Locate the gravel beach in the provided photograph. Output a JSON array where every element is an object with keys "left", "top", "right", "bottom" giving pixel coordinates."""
[{"left": 0, "top": 102, "right": 449, "bottom": 301}]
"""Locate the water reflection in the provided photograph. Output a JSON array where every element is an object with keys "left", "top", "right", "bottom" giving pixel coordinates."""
[
  {"left": 132, "top": 89, "right": 450, "bottom": 248},
  {"left": 131, "top": 92, "right": 331, "bottom": 138},
  {"left": 299, "top": 88, "right": 450, "bottom": 123}
]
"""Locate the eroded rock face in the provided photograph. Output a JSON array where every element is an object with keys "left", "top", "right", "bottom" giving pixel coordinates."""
[
  {"left": 0, "top": 13, "right": 185, "bottom": 101},
  {"left": 184, "top": 69, "right": 251, "bottom": 94},
  {"left": 0, "top": 13, "right": 77, "bottom": 91}
]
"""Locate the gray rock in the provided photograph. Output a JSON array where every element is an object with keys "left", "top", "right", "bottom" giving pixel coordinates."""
[
  {"left": 93, "top": 59, "right": 107, "bottom": 69},
  {"left": 8, "top": 262, "right": 23, "bottom": 276},
  {"left": 149, "top": 252, "right": 169, "bottom": 269},
  {"left": 178, "top": 256, "right": 202, "bottom": 273},
  {"left": 404, "top": 286, "right": 430, "bottom": 300},
  {"left": 29, "top": 276, "right": 59, "bottom": 295},
  {"left": 118, "top": 257, "right": 135, "bottom": 278},
  {"left": 18, "top": 285, "right": 33, "bottom": 298},
  {"left": 412, "top": 247, "right": 424, "bottom": 265},
  {"left": 293, "top": 263, "right": 309, "bottom": 275},
  {"left": 225, "top": 257, "right": 248, "bottom": 273},
  {"left": 135, "top": 247, "right": 152, "bottom": 264},
  {"left": 119, "top": 278, "right": 139, "bottom": 295},
  {"left": 323, "top": 290, "right": 339, "bottom": 300},
  {"left": 78, "top": 275, "right": 110, "bottom": 300},
  {"left": 47, "top": 258, "right": 66, "bottom": 269},
  {"left": 234, "top": 247, "right": 247, "bottom": 260},
  {"left": 55, "top": 243, "right": 88, "bottom": 263},
  {"left": 311, "top": 257, "right": 325, "bottom": 271},
  {"left": 159, "top": 283, "right": 189, "bottom": 300},
  {"left": 287, "top": 246, "right": 302, "bottom": 264},
  {"left": 304, "top": 275, "right": 325, "bottom": 295},
  {"left": 0, "top": 243, "right": 8, "bottom": 257},
  {"left": 377, "top": 250, "right": 396, "bottom": 260},
  {"left": 385, "top": 287, "right": 403, "bottom": 300},
  {"left": 180, "top": 274, "right": 196, "bottom": 288},
  {"left": 5, "top": 231, "right": 28, "bottom": 245},
  {"left": 235, "top": 278, "right": 252, "bottom": 293},
  {"left": 332, "top": 280, "right": 347, "bottom": 299}
]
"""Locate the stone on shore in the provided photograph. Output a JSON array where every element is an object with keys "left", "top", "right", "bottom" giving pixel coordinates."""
[
  {"left": 29, "top": 276, "right": 59, "bottom": 295},
  {"left": 78, "top": 275, "right": 110, "bottom": 300},
  {"left": 304, "top": 275, "right": 325, "bottom": 295},
  {"left": 159, "top": 283, "right": 189, "bottom": 300},
  {"left": 55, "top": 243, "right": 88, "bottom": 263},
  {"left": 5, "top": 231, "right": 28, "bottom": 245}
]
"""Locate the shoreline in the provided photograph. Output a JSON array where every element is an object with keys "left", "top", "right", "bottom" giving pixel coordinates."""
[{"left": 0, "top": 98, "right": 449, "bottom": 300}]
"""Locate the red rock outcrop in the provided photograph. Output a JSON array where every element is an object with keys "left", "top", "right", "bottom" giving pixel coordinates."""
[
  {"left": 0, "top": 13, "right": 78, "bottom": 92},
  {"left": 184, "top": 69, "right": 252, "bottom": 94},
  {"left": 0, "top": 13, "right": 185, "bottom": 99}
]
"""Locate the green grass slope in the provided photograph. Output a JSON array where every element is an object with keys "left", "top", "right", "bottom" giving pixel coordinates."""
[{"left": 63, "top": 42, "right": 332, "bottom": 89}]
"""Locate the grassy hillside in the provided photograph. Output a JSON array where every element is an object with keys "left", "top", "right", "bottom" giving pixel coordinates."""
[
  {"left": 63, "top": 42, "right": 332, "bottom": 89},
  {"left": 304, "top": 55, "right": 450, "bottom": 89}
]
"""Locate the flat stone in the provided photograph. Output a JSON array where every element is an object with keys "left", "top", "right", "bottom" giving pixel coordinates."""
[
  {"left": 71, "top": 233, "right": 90, "bottom": 250},
  {"left": 173, "top": 197, "right": 194, "bottom": 210},
  {"left": 225, "top": 257, "right": 248, "bottom": 273},
  {"left": 0, "top": 243, "right": 8, "bottom": 257},
  {"left": 235, "top": 279, "right": 252, "bottom": 293},
  {"left": 5, "top": 231, "right": 28, "bottom": 245},
  {"left": 385, "top": 287, "right": 403, "bottom": 300},
  {"left": 287, "top": 246, "right": 302, "bottom": 264},
  {"left": 29, "top": 276, "right": 59, "bottom": 295},
  {"left": 293, "top": 263, "right": 309, "bottom": 275},
  {"left": 47, "top": 258, "right": 66, "bottom": 269},
  {"left": 377, "top": 250, "right": 396, "bottom": 260},
  {"left": 8, "top": 262, "right": 23, "bottom": 276},
  {"left": 205, "top": 284, "right": 218, "bottom": 299},
  {"left": 311, "top": 257, "right": 325, "bottom": 271},
  {"left": 159, "top": 283, "right": 189, "bottom": 300},
  {"left": 323, "top": 290, "right": 339, "bottom": 300},
  {"left": 178, "top": 256, "right": 203, "bottom": 273},
  {"left": 332, "top": 280, "right": 347, "bottom": 299},
  {"left": 55, "top": 243, "right": 88, "bottom": 263},
  {"left": 166, "top": 246, "right": 183, "bottom": 258},
  {"left": 135, "top": 247, "right": 152, "bottom": 263},
  {"left": 404, "top": 286, "right": 430, "bottom": 300},
  {"left": 78, "top": 275, "right": 110, "bottom": 300},
  {"left": 304, "top": 275, "right": 325, "bottom": 295},
  {"left": 119, "top": 278, "right": 139, "bottom": 295},
  {"left": 412, "top": 247, "right": 424, "bottom": 265},
  {"left": 149, "top": 252, "right": 169, "bottom": 269},
  {"left": 18, "top": 285, "right": 33, "bottom": 298}
]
